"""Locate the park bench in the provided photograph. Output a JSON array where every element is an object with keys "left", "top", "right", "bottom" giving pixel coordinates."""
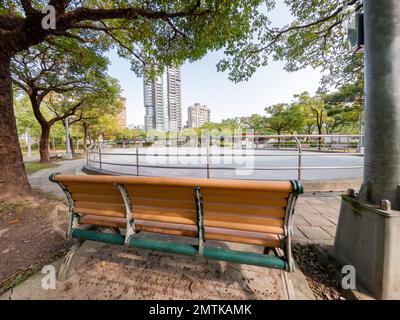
[
  {"left": 49, "top": 174, "right": 303, "bottom": 280},
  {"left": 50, "top": 152, "right": 64, "bottom": 160},
  {"left": 329, "top": 143, "right": 350, "bottom": 152}
]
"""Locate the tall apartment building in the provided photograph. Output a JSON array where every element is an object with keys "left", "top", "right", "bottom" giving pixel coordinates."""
[
  {"left": 166, "top": 67, "right": 182, "bottom": 132},
  {"left": 187, "top": 103, "right": 211, "bottom": 128},
  {"left": 143, "top": 67, "right": 182, "bottom": 132},
  {"left": 116, "top": 96, "right": 127, "bottom": 128},
  {"left": 144, "top": 75, "right": 164, "bottom": 131}
]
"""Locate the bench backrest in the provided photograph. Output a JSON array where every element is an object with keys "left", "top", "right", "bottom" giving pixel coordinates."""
[{"left": 51, "top": 175, "right": 301, "bottom": 248}]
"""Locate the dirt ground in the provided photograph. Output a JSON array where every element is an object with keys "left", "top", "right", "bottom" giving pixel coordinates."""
[
  {"left": 0, "top": 192, "right": 71, "bottom": 294},
  {"left": 293, "top": 244, "right": 345, "bottom": 300}
]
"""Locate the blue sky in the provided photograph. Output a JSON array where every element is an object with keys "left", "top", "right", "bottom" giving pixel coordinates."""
[{"left": 106, "top": 3, "right": 323, "bottom": 127}]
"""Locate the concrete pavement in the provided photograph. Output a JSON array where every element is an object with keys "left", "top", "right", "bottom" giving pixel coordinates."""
[
  {"left": 294, "top": 194, "right": 341, "bottom": 246},
  {"left": 29, "top": 159, "right": 85, "bottom": 197}
]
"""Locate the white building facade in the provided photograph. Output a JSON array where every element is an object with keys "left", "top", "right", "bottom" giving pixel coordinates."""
[
  {"left": 143, "top": 67, "right": 182, "bottom": 132},
  {"left": 187, "top": 103, "right": 211, "bottom": 128}
]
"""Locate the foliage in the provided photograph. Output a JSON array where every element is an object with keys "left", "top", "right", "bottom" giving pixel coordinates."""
[
  {"left": 14, "top": 94, "right": 41, "bottom": 139},
  {"left": 2, "top": 1, "right": 266, "bottom": 77},
  {"left": 265, "top": 103, "right": 304, "bottom": 135},
  {"left": 217, "top": 0, "right": 364, "bottom": 87},
  {"left": 201, "top": 83, "right": 361, "bottom": 136},
  {"left": 11, "top": 40, "right": 121, "bottom": 127}
]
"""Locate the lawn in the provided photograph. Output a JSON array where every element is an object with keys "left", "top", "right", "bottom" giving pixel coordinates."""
[{"left": 24, "top": 162, "right": 60, "bottom": 175}]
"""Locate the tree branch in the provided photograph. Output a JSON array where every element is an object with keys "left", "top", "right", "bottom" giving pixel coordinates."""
[
  {"left": 250, "top": 0, "right": 362, "bottom": 55},
  {"left": 20, "top": 0, "right": 36, "bottom": 16},
  {"left": 61, "top": 3, "right": 208, "bottom": 27}
]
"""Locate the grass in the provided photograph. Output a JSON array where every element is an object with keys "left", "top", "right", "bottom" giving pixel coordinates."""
[
  {"left": 24, "top": 162, "right": 60, "bottom": 175},
  {"left": 0, "top": 201, "right": 29, "bottom": 214},
  {"left": 34, "top": 189, "right": 65, "bottom": 202}
]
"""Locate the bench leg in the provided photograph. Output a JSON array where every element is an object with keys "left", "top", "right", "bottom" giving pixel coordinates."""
[{"left": 58, "top": 238, "right": 84, "bottom": 282}]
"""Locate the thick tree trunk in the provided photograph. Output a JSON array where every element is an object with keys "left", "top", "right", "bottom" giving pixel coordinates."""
[
  {"left": 0, "top": 55, "right": 31, "bottom": 199},
  {"left": 39, "top": 123, "right": 51, "bottom": 163}
]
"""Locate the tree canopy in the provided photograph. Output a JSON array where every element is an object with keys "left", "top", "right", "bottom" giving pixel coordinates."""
[
  {"left": 1, "top": 0, "right": 267, "bottom": 197},
  {"left": 11, "top": 41, "right": 121, "bottom": 162},
  {"left": 217, "top": 0, "right": 364, "bottom": 86}
]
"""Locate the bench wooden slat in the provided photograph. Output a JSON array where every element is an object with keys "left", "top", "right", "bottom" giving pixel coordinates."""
[
  {"left": 66, "top": 184, "right": 120, "bottom": 196},
  {"left": 126, "top": 185, "right": 194, "bottom": 195},
  {"left": 132, "top": 198, "right": 195, "bottom": 210},
  {"left": 54, "top": 175, "right": 293, "bottom": 193},
  {"left": 128, "top": 191, "right": 194, "bottom": 202},
  {"left": 203, "top": 194, "right": 288, "bottom": 207},
  {"left": 205, "top": 220, "right": 284, "bottom": 234},
  {"left": 204, "top": 203, "right": 286, "bottom": 218},
  {"left": 201, "top": 188, "right": 290, "bottom": 199},
  {"left": 75, "top": 207, "right": 125, "bottom": 218},
  {"left": 75, "top": 201, "right": 125, "bottom": 212},
  {"left": 71, "top": 193, "right": 124, "bottom": 203}
]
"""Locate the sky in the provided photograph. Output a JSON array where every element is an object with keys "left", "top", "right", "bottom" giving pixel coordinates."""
[{"left": 106, "top": 3, "right": 323, "bottom": 127}]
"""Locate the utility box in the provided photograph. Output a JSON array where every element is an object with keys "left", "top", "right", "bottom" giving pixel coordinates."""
[{"left": 348, "top": 13, "right": 364, "bottom": 51}]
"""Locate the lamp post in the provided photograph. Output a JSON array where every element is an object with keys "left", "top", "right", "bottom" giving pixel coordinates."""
[
  {"left": 25, "top": 130, "right": 32, "bottom": 158},
  {"left": 334, "top": 0, "right": 400, "bottom": 299},
  {"left": 65, "top": 116, "right": 72, "bottom": 159}
]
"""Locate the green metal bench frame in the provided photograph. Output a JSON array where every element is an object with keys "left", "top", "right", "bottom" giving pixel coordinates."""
[{"left": 50, "top": 173, "right": 303, "bottom": 280}]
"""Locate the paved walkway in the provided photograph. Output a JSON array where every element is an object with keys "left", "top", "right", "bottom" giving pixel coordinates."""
[
  {"left": 29, "top": 159, "right": 85, "bottom": 197},
  {"left": 294, "top": 194, "right": 340, "bottom": 246}
]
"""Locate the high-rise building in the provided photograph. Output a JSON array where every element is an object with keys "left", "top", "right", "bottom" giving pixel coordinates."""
[
  {"left": 187, "top": 103, "right": 211, "bottom": 128},
  {"left": 143, "top": 67, "right": 181, "bottom": 131},
  {"left": 166, "top": 67, "right": 182, "bottom": 131},
  {"left": 116, "top": 96, "right": 127, "bottom": 128},
  {"left": 144, "top": 75, "right": 164, "bottom": 131}
]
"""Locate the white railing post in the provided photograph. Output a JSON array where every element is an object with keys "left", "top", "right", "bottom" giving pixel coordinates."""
[
  {"left": 98, "top": 143, "right": 102, "bottom": 171},
  {"left": 294, "top": 136, "right": 302, "bottom": 181},
  {"left": 86, "top": 144, "right": 89, "bottom": 166}
]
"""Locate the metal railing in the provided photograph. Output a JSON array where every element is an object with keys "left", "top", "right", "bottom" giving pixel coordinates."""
[{"left": 86, "top": 135, "right": 364, "bottom": 180}]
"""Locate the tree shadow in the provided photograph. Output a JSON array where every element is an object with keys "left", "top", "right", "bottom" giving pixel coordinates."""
[{"left": 76, "top": 232, "right": 278, "bottom": 299}]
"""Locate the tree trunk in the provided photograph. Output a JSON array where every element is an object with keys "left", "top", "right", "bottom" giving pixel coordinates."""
[
  {"left": 39, "top": 123, "right": 51, "bottom": 163},
  {"left": 317, "top": 125, "right": 323, "bottom": 151},
  {"left": 0, "top": 55, "right": 31, "bottom": 199},
  {"left": 277, "top": 130, "right": 281, "bottom": 150},
  {"left": 83, "top": 123, "right": 88, "bottom": 154},
  {"left": 70, "top": 135, "right": 75, "bottom": 157}
]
